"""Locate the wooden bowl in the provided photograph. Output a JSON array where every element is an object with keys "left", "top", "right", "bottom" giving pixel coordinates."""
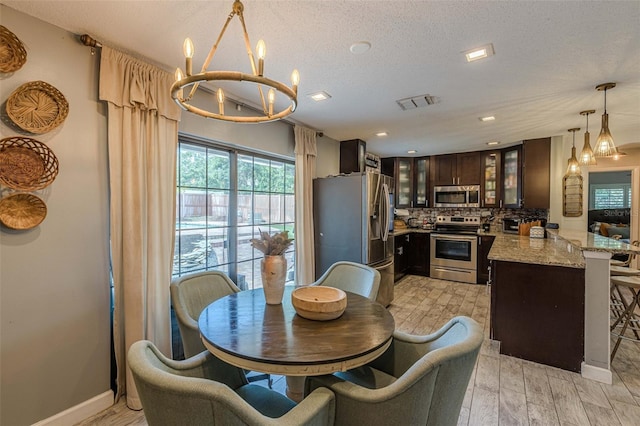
[{"left": 291, "top": 286, "right": 347, "bottom": 321}]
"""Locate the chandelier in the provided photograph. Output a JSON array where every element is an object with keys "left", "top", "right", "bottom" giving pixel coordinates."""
[
  {"left": 593, "top": 82, "right": 616, "bottom": 157},
  {"left": 578, "top": 110, "right": 596, "bottom": 166},
  {"left": 565, "top": 128, "right": 581, "bottom": 177},
  {"left": 170, "top": 0, "right": 299, "bottom": 123}
]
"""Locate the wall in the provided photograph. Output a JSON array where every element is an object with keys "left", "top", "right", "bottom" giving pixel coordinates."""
[
  {"left": 0, "top": 6, "right": 111, "bottom": 425},
  {"left": 0, "top": 6, "right": 340, "bottom": 425}
]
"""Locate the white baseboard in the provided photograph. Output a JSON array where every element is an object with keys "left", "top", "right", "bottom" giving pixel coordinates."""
[
  {"left": 581, "top": 362, "right": 613, "bottom": 384},
  {"left": 32, "top": 390, "right": 113, "bottom": 426}
]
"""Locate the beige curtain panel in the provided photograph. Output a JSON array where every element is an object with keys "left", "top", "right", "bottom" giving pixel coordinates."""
[
  {"left": 294, "top": 125, "right": 317, "bottom": 285},
  {"left": 99, "top": 46, "right": 181, "bottom": 410}
]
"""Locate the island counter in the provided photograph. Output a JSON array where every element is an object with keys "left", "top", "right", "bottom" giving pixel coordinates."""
[{"left": 488, "top": 230, "right": 640, "bottom": 383}]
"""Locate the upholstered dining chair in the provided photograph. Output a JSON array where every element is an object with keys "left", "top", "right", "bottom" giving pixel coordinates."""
[
  {"left": 305, "top": 316, "right": 483, "bottom": 426},
  {"left": 312, "top": 261, "right": 381, "bottom": 301},
  {"left": 128, "top": 340, "right": 335, "bottom": 426},
  {"left": 170, "top": 270, "right": 271, "bottom": 386}
]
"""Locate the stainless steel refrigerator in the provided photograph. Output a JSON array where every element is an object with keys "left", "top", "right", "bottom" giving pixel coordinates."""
[{"left": 313, "top": 172, "right": 395, "bottom": 306}]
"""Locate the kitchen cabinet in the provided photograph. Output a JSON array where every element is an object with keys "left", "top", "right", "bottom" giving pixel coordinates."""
[
  {"left": 431, "top": 152, "right": 481, "bottom": 186},
  {"left": 409, "top": 233, "right": 430, "bottom": 276},
  {"left": 522, "top": 137, "right": 551, "bottom": 209},
  {"left": 481, "top": 151, "right": 501, "bottom": 208},
  {"left": 394, "top": 233, "right": 410, "bottom": 281},
  {"left": 382, "top": 157, "right": 413, "bottom": 208},
  {"left": 501, "top": 145, "right": 522, "bottom": 208},
  {"left": 413, "top": 157, "right": 430, "bottom": 207},
  {"left": 339, "top": 139, "right": 367, "bottom": 174},
  {"left": 477, "top": 235, "right": 495, "bottom": 284}
]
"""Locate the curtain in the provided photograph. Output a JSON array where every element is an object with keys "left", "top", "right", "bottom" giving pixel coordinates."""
[
  {"left": 294, "top": 125, "right": 317, "bottom": 285},
  {"left": 99, "top": 46, "right": 181, "bottom": 409}
]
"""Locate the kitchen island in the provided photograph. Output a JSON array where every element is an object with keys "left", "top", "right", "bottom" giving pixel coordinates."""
[{"left": 488, "top": 230, "right": 640, "bottom": 383}]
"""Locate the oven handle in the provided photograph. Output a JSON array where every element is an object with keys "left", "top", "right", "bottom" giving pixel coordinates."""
[{"left": 431, "top": 233, "right": 478, "bottom": 242}]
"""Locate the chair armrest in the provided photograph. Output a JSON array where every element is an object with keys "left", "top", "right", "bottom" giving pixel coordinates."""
[
  {"left": 270, "top": 388, "right": 335, "bottom": 426},
  {"left": 156, "top": 348, "right": 248, "bottom": 389}
]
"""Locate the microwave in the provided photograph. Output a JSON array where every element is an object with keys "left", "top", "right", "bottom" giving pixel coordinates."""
[{"left": 433, "top": 185, "right": 480, "bottom": 208}]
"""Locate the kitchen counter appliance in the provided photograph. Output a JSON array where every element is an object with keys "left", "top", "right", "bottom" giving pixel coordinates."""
[
  {"left": 430, "top": 215, "right": 481, "bottom": 284},
  {"left": 433, "top": 185, "right": 480, "bottom": 208},
  {"left": 313, "top": 172, "right": 395, "bottom": 306}
]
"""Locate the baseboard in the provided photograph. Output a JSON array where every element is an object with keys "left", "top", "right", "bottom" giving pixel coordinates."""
[
  {"left": 32, "top": 390, "right": 113, "bottom": 426},
  {"left": 581, "top": 362, "right": 613, "bottom": 384}
]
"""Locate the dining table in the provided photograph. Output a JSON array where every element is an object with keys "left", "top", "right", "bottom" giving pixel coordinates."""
[{"left": 198, "top": 285, "right": 395, "bottom": 401}]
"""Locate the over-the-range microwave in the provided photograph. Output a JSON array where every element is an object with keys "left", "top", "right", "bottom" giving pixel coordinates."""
[{"left": 433, "top": 185, "right": 480, "bottom": 208}]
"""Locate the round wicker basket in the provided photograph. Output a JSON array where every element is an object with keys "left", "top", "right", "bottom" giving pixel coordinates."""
[
  {"left": 6, "top": 81, "right": 69, "bottom": 134},
  {"left": 0, "top": 136, "right": 59, "bottom": 191},
  {"left": 0, "top": 25, "right": 27, "bottom": 73},
  {"left": 0, "top": 193, "right": 47, "bottom": 230}
]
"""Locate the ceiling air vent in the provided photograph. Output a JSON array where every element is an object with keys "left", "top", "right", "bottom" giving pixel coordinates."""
[{"left": 396, "top": 94, "right": 439, "bottom": 111}]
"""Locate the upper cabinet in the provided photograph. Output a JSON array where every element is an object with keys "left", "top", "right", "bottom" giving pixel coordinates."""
[
  {"left": 481, "top": 150, "right": 502, "bottom": 208},
  {"left": 382, "top": 156, "right": 430, "bottom": 208},
  {"left": 432, "top": 152, "right": 481, "bottom": 186},
  {"left": 502, "top": 145, "right": 522, "bottom": 208},
  {"left": 522, "top": 137, "right": 551, "bottom": 209},
  {"left": 339, "top": 139, "right": 367, "bottom": 174}
]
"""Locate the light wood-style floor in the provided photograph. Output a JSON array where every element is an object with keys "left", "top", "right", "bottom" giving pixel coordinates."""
[{"left": 77, "top": 275, "right": 640, "bottom": 425}]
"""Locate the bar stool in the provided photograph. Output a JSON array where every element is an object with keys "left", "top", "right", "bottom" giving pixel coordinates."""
[
  {"left": 610, "top": 275, "right": 640, "bottom": 361},
  {"left": 611, "top": 240, "right": 639, "bottom": 267}
]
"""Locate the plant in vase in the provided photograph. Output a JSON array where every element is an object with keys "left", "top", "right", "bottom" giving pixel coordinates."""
[{"left": 250, "top": 229, "right": 294, "bottom": 304}]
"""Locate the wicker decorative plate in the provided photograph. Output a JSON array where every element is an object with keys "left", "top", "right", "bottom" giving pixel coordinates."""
[
  {"left": 0, "top": 193, "right": 47, "bottom": 230},
  {"left": 0, "top": 25, "right": 27, "bottom": 73},
  {"left": 0, "top": 136, "right": 59, "bottom": 191},
  {"left": 6, "top": 81, "right": 69, "bottom": 134}
]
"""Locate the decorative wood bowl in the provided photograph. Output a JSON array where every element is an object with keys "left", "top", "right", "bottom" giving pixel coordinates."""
[{"left": 291, "top": 286, "right": 347, "bottom": 321}]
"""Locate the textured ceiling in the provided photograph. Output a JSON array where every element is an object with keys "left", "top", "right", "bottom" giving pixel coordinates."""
[{"left": 3, "top": 0, "right": 640, "bottom": 157}]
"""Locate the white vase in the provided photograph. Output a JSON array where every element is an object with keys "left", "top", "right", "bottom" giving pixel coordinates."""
[{"left": 261, "top": 255, "right": 287, "bottom": 304}]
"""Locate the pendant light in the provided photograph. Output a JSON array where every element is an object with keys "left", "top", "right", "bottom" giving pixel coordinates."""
[
  {"left": 578, "top": 110, "right": 597, "bottom": 166},
  {"left": 565, "top": 128, "right": 581, "bottom": 177},
  {"left": 594, "top": 82, "right": 617, "bottom": 157}
]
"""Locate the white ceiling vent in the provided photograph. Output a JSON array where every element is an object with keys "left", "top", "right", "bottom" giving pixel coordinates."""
[{"left": 396, "top": 94, "right": 439, "bottom": 111}]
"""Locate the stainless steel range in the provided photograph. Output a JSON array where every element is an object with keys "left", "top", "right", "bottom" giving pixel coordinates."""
[{"left": 430, "top": 215, "right": 481, "bottom": 284}]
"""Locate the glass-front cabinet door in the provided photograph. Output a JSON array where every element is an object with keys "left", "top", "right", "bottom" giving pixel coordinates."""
[
  {"left": 413, "top": 157, "right": 429, "bottom": 207},
  {"left": 396, "top": 158, "right": 413, "bottom": 208},
  {"left": 502, "top": 146, "right": 522, "bottom": 208},
  {"left": 481, "top": 151, "right": 501, "bottom": 207}
]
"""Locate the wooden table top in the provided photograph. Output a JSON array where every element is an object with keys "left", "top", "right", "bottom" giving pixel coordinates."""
[{"left": 198, "top": 286, "right": 395, "bottom": 376}]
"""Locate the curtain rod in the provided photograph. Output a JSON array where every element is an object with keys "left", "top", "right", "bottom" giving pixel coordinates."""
[{"left": 77, "top": 34, "right": 323, "bottom": 137}]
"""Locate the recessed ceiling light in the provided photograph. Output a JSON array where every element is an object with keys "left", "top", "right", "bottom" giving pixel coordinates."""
[
  {"left": 308, "top": 91, "right": 331, "bottom": 102},
  {"left": 407, "top": 150, "right": 417, "bottom": 154},
  {"left": 479, "top": 115, "right": 495, "bottom": 122},
  {"left": 376, "top": 131, "right": 388, "bottom": 137},
  {"left": 487, "top": 141, "right": 500, "bottom": 146},
  {"left": 464, "top": 43, "right": 495, "bottom": 62},
  {"left": 350, "top": 41, "right": 371, "bottom": 55}
]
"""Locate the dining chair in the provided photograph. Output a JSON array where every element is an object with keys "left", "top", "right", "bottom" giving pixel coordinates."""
[
  {"left": 128, "top": 340, "right": 336, "bottom": 426},
  {"left": 170, "top": 270, "right": 271, "bottom": 386},
  {"left": 611, "top": 240, "right": 640, "bottom": 267},
  {"left": 305, "top": 316, "right": 483, "bottom": 426},
  {"left": 312, "top": 261, "right": 381, "bottom": 301}
]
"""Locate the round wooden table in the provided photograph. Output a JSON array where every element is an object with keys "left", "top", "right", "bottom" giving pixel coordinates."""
[{"left": 198, "top": 286, "right": 395, "bottom": 400}]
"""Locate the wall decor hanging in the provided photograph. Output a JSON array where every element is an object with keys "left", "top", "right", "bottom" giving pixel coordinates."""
[
  {"left": 0, "top": 193, "right": 47, "bottom": 230},
  {"left": 0, "top": 25, "right": 27, "bottom": 73},
  {"left": 563, "top": 174, "right": 583, "bottom": 217},
  {"left": 6, "top": 80, "right": 69, "bottom": 134},
  {"left": 0, "top": 136, "right": 59, "bottom": 191}
]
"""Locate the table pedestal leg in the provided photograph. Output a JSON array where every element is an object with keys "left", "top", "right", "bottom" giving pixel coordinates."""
[{"left": 285, "top": 376, "right": 305, "bottom": 402}]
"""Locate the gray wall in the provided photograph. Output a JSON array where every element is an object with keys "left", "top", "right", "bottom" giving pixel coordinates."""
[{"left": 0, "top": 5, "right": 339, "bottom": 424}]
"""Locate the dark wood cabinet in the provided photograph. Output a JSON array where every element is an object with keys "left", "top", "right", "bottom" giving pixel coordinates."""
[
  {"left": 413, "top": 157, "right": 430, "bottom": 207},
  {"left": 431, "top": 152, "right": 481, "bottom": 186},
  {"left": 477, "top": 235, "right": 495, "bottom": 284},
  {"left": 383, "top": 157, "right": 430, "bottom": 208},
  {"left": 339, "top": 139, "right": 367, "bottom": 174},
  {"left": 522, "top": 137, "right": 551, "bottom": 209},
  {"left": 409, "top": 233, "right": 430, "bottom": 276},
  {"left": 394, "top": 233, "right": 410, "bottom": 281},
  {"left": 481, "top": 151, "right": 502, "bottom": 208},
  {"left": 501, "top": 145, "right": 522, "bottom": 208}
]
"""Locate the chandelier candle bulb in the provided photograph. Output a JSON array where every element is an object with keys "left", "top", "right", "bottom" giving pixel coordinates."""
[
  {"left": 183, "top": 38, "right": 194, "bottom": 76},
  {"left": 291, "top": 69, "right": 299, "bottom": 92},
  {"left": 268, "top": 88, "right": 275, "bottom": 116},
  {"left": 256, "top": 40, "right": 265, "bottom": 76},
  {"left": 217, "top": 89, "right": 225, "bottom": 115}
]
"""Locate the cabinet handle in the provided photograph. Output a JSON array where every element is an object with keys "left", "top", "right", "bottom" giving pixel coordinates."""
[
  {"left": 452, "top": 177, "right": 455, "bottom": 185},
  {"left": 405, "top": 235, "right": 410, "bottom": 242},
  {"left": 499, "top": 200, "right": 503, "bottom": 208},
  {"left": 458, "top": 177, "right": 460, "bottom": 185}
]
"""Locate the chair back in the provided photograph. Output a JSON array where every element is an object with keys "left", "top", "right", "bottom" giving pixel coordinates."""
[
  {"left": 315, "top": 261, "right": 381, "bottom": 301},
  {"left": 170, "top": 271, "right": 240, "bottom": 357}
]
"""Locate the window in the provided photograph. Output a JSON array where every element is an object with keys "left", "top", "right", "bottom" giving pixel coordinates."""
[
  {"left": 173, "top": 138, "right": 295, "bottom": 290},
  {"left": 590, "top": 184, "right": 632, "bottom": 209}
]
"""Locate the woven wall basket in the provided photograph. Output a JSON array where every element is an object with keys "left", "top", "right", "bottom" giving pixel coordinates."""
[
  {"left": 6, "top": 81, "right": 69, "bottom": 134},
  {"left": 0, "top": 136, "right": 59, "bottom": 191},
  {"left": 0, "top": 193, "right": 47, "bottom": 230},
  {"left": 0, "top": 25, "right": 27, "bottom": 73}
]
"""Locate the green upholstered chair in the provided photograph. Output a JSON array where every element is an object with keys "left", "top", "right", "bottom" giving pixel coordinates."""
[
  {"left": 313, "top": 261, "right": 381, "bottom": 302},
  {"left": 170, "top": 270, "right": 271, "bottom": 386},
  {"left": 305, "top": 316, "right": 483, "bottom": 426},
  {"left": 128, "top": 340, "right": 335, "bottom": 426}
]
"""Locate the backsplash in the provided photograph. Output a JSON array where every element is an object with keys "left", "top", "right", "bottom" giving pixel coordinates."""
[{"left": 399, "top": 207, "right": 549, "bottom": 226}]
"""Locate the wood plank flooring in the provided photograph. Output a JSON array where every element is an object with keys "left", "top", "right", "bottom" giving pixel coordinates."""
[{"left": 76, "top": 275, "right": 640, "bottom": 425}]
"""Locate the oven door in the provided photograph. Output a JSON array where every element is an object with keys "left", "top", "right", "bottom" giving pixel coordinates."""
[{"left": 430, "top": 233, "right": 478, "bottom": 269}]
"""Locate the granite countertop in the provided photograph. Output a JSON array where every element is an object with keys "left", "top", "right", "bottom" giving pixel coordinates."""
[
  {"left": 392, "top": 228, "right": 433, "bottom": 236},
  {"left": 550, "top": 229, "right": 640, "bottom": 256},
  {"left": 488, "top": 233, "right": 585, "bottom": 269}
]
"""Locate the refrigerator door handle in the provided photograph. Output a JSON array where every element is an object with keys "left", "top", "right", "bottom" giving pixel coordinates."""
[{"left": 381, "top": 183, "right": 390, "bottom": 242}]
